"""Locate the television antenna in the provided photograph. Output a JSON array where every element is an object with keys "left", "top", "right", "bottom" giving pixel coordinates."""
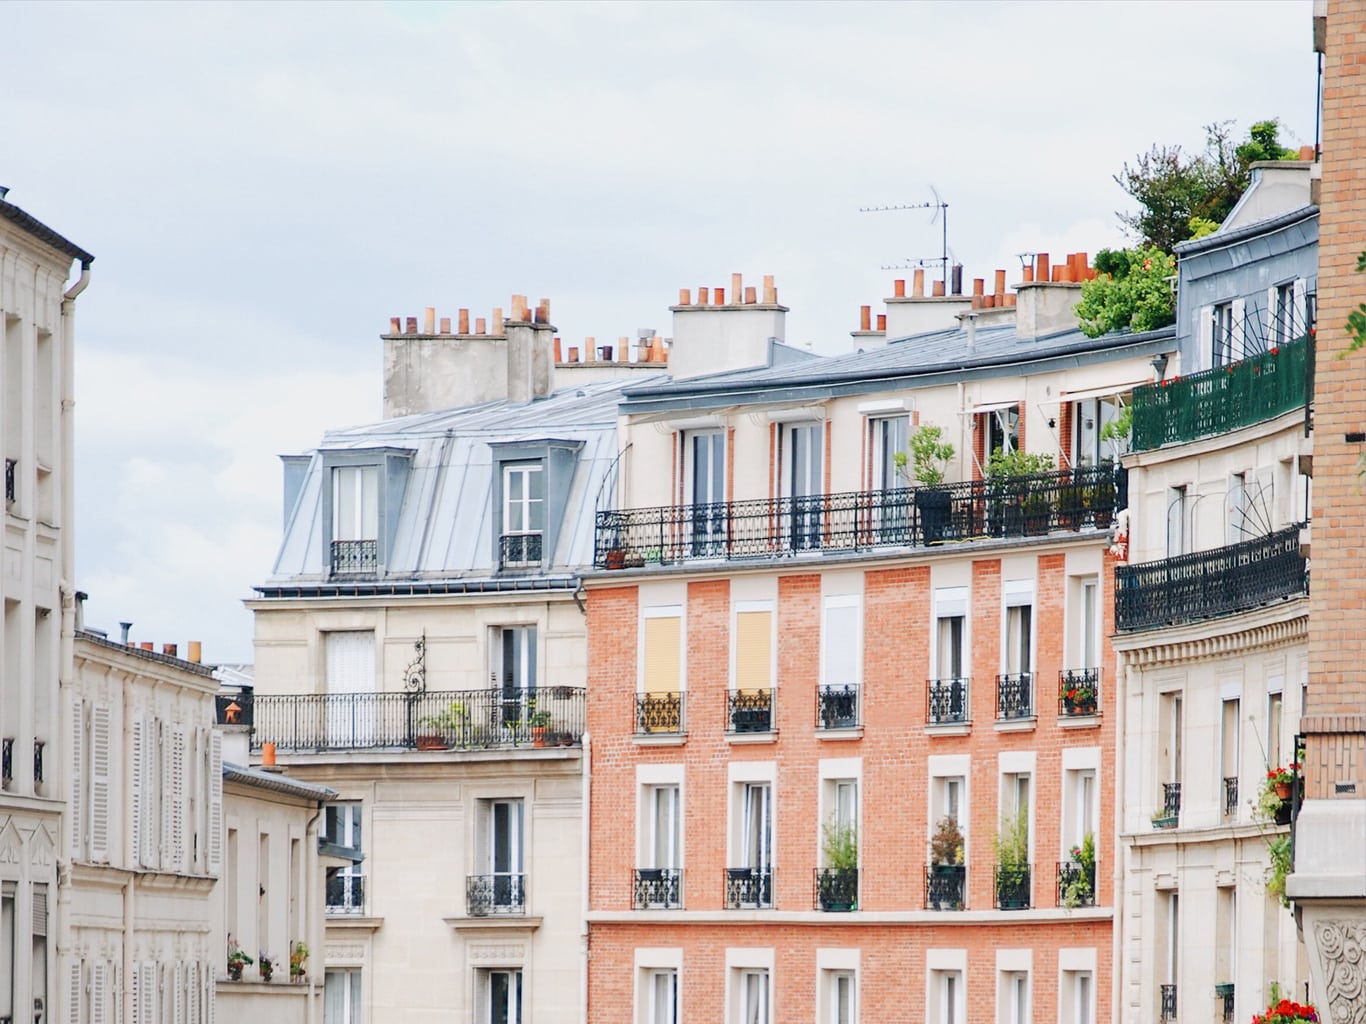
[{"left": 860, "top": 186, "right": 950, "bottom": 292}]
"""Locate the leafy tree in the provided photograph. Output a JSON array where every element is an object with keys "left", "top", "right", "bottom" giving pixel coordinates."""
[
  {"left": 1345, "top": 251, "right": 1366, "bottom": 354},
  {"left": 1075, "top": 246, "right": 1176, "bottom": 338}
]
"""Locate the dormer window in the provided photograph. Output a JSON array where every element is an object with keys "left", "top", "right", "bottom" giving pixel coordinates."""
[
  {"left": 319, "top": 446, "right": 414, "bottom": 578},
  {"left": 501, "top": 462, "right": 545, "bottom": 567},
  {"left": 332, "top": 466, "right": 378, "bottom": 574},
  {"left": 490, "top": 439, "right": 583, "bottom": 573}
]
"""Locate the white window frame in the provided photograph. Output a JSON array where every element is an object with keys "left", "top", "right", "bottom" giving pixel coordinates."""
[
  {"left": 331, "top": 464, "right": 378, "bottom": 542},
  {"left": 995, "top": 949, "right": 1033, "bottom": 1024},
  {"left": 926, "top": 949, "right": 967, "bottom": 1024},
  {"left": 726, "top": 948, "right": 774, "bottom": 1024},
  {"left": 476, "top": 967, "right": 523, "bottom": 1024},
  {"left": 871, "top": 414, "right": 911, "bottom": 490},
  {"left": 818, "top": 757, "right": 862, "bottom": 868},
  {"left": 1061, "top": 748, "right": 1100, "bottom": 856},
  {"left": 727, "top": 763, "right": 776, "bottom": 907},
  {"left": 324, "top": 968, "right": 362, "bottom": 1024},
  {"left": 817, "top": 948, "right": 860, "bottom": 1024},
  {"left": 1002, "top": 580, "right": 1035, "bottom": 677},
  {"left": 933, "top": 587, "right": 968, "bottom": 681},
  {"left": 1057, "top": 948, "right": 1097, "bottom": 1024}
]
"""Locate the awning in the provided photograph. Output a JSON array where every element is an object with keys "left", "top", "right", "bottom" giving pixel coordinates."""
[
  {"left": 960, "top": 399, "right": 1021, "bottom": 415},
  {"left": 1057, "top": 380, "right": 1148, "bottom": 403}
]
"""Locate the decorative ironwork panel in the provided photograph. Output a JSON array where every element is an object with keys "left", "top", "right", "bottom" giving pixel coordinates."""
[
  {"left": 1159, "top": 984, "right": 1177, "bottom": 1022},
  {"left": 466, "top": 873, "right": 526, "bottom": 916},
  {"left": 723, "top": 867, "right": 772, "bottom": 909},
  {"left": 816, "top": 684, "right": 859, "bottom": 730},
  {"left": 1224, "top": 777, "right": 1239, "bottom": 818},
  {"left": 924, "top": 864, "right": 966, "bottom": 911},
  {"left": 927, "top": 678, "right": 970, "bottom": 725},
  {"left": 1163, "top": 782, "right": 1182, "bottom": 820},
  {"left": 727, "top": 689, "right": 773, "bottom": 734},
  {"left": 1115, "top": 525, "right": 1307, "bottom": 633},
  {"left": 994, "top": 864, "right": 1032, "bottom": 910},
  {"left": 499, "top": 532, "right": 543, "bottom": 569},
  {"left": 996, "top": 673, "right": 1034, "bottom": 720},
  {"left": 1058, "top": 668, "right": 1100, "bottom": 717},
  {"left": 325, "top": 874, "right": 365, "bottom": 914},
  {"left": 632, "top": 868, "right": 681, "bottom": 909},
  {"left": 814, "top": 868, "right": 858, "bottom": 911},
  {"left": 1056, "top": 860, "right": 1095, "bottom": 907},
  {"left": 32, "top": 740, "right": 43, "bottom": 785},
  {"left": 1220, "top": 988, "right": 1235, "bottom": 1023},
  {"left": 635, "top": 692, "right": 684, "bottom": 734},
  {"left": 3, "top": 458, "right": 12, "bottom": 504},
  {"left": 331, "top": 538, "right": 377, "bottom": 575},
  {"left": 0, "top": 737, "right": 11, "bottom": 786}
]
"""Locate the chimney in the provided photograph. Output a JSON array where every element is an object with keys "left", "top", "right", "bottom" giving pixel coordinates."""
[
  {"left": 951, "top": 264, "right": 963, "bottom": 295},
  {"left": 1015, "top": 257, "right": 1085, "bottom": 341},
  {"left": 506, "top": 294, "right": 554, "bottom": 404},
  {"left": 670, "top": 273, "right": 788, "bottom": 379},
  {"left": 965, "top": 311, "right": 978, "bottom": 350},
  {"left": 913, "top": 269, "right": 924, "bottom": 297},
  {"left": 119, "top": 621, "right": 132, "bottom": 644}
]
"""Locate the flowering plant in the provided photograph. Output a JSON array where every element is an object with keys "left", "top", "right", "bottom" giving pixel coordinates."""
[
  {"left": 1267, "top": 763, "right": 1299, "bottom": 788},
  {"left": 1252, "top": 994, "right": 1318, "bottom": 1023}
]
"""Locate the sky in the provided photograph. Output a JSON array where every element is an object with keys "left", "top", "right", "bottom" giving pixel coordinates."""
[{"left": 2, "top": 0, "right": 1317, "bottom": 664}]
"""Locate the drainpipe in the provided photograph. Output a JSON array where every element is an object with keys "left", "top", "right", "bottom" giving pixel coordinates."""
[
  {"left": 580, "top": 730, "right": 591, "bottom": 1024},
  {"left": 1111, "top": 655, "right": 1129, "bottom": 1024},
  {"left": 306, "top": 799, "right": 326, "bottom": 1024}
]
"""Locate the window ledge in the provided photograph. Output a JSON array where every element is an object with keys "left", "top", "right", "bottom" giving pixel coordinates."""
[
  {"left": 726, "top": 731, "right": 779, "bottom": 745},
  {"left": 993, "top": 717, "right": 1037, "bottom": 734},
  {"left": 816, "top": 727, "right": 864, "bottom": 741},
  {"left": 632, "top": 733, "right": 687, "bottom": 747},
  {"left": 325, "top": 915, "right": 384, "bottom": 932},
  {"left": 1058, "top": 714, "right": 1103, "bottom": 730},
  {"left": 443, "top": 915, "right": 543, "bottom": 932},
  {"left": 925, "top": 722, "right": 971, "bottom": 737}
]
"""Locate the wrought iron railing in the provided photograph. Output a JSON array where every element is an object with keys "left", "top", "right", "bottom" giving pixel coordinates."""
[
  {"left": 632, "top": 868, "right": 681, "bottom": 909},
  {"left": 330, "top": 538, "right": 377, "bottom": 575},
  {"left": 215, "top": 691, "right": 254, "bottom": 727},
  {"left": 925, "top": 863, "right": 966, "bottom": 910},
  {"left": 994, "top": 864, "right": 1031, "bottom": 910},
  {"left": 1130, "top": 335, "right": 1309, "bottom": 452},
  {"left": 1058, "top": 668, "right": 1100, "bottom": 717},
  {"left": 724, "top": 867, "right": 773, "bottom": 909},
  {"left": 0, "top": 737, "right": 10, "bottom": 787},
  {"left": 996, "top": 673, "right": 1033, "bottom": 720},
  {"left": 1160, "top": 983, "right": 1177, "bottom": 1022},
  {"left": 32, "top": 740, "right": 43, "bottom": 785},
  {"left": 4, "top": 458, "right": 13, "bottom": 504},
  {"left": 635, "top": 692, "right": 684, "bottom": 734},
  {"left": 594, "top": 465, "right": 1119, "bottom": 568},
  {"left": 1115, "top": 525, "right": 1307, "bottom": 632},
  {"left": 817, "top": 684, "right": 860, "bottom": 730},
  {"left": 927, "top": 678, "right": 970, "bottom": 725},
  {"left": 727, "top": 689, "right": 774, "bottom": 734},
  {"left": 1056, "top": 860, "right": 1095, "bottom": 907},
  {"left": 1157, "top": 782, "right": 1182, "bottom": 826},
  {"left": 814, "top": 868, "right": 858, "bottom": 911},
  {"left": 498, "top": 532, "right": 543, "bottom": 569},
  {"left": 1224, "top": 777, "right": 1239, "bottom": 819},
  {"left": 326, "top": 874, "right": 365, "bottom": 914},
  {"left": 466, "top": 873, "right": 526, "bottom": 916},
  {"left": 249, "top": 687, "right": 585, "bottom": 752},
  {"left": 1220, "top": 986, "right": 1235, "bottom": 1023}
]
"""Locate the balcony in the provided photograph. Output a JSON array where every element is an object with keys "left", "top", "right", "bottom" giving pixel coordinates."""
[
  {"left": 924, "top": 863, "right": 966, "bottom": 911},
  {"left": 33, "top": 740, "right": 43, "bottom": 785},
  {"left": 816, "top": 684, "right": 860, "bottom": 731},
  {"left": 330, "top": 538, "right": 377, "bottom": 576},
  {"left": 594, "top": 465, "right": 1119, "bottom": 569},
  {"left": 995, "top": 673, "right": 1034, "bottom": 721},
  {"left": 326, "top": 874, "right": 365, "bottom": 915},
  {"left": 1115, "top": 525, "right": 1308, "bottom": 633},
  {"left": 724, "top": 867, "right": 772, "bottom": 909},
  {"left": 1130, "top": 335, "right": 1309, "bottom": 452},
  {"left": 1058, "top": 668, "right": 1100, "bottom": 717},
  {"left": 248, "top": 686, "right": 585, "bottom": 753},
  {"left": 1224, "top": 776, "right": 1239, "bottom": 819},
  {"left": 814, "top": 868, "right": 858, "bottom": 912},
  {"left": 1153, "top": 782, "right": 1181, "bottom": 829},
  {"left": 994, "top": 864, "right": 1032, "bottom": 910},
  {"left": 635, "top": 692, "right": 684, "bottom": 735},
  {"left": 1160, "top": 983, "right": 1178, "bottom": 1022},
  {"left": 1056, "top": 860, "right": 1095, "bottom": 908},
  {"left": 0, "top": 738, "right": 10, "bottom": 788},
  {"left": 4, "top": 458, "right": 13, "bottom": 504},
  {"left": 632, "top": 867, "right": 682, "bottom": 909},
  {"left": 466, "top": 873, "right": 526, "bottom": 916},
  {"left": 498, "top": 532, "right": 543, "bottom": 570},
  {"left": 727, "top": 689, "right": 774, "bottom": 734},
  {"left": 927, "top": 678, "right": 970, "bottom": 726}
]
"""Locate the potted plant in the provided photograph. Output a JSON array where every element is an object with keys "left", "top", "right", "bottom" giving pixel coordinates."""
[
  {"left": 1061, "top": 676, "right": 1098, "bottom": 716},
  {"left": 258, "top": 951, "right": 275, "bottom": 982},
  {"left": 817, "top": 819, "right": 859, "bottom": 911},
  {"left": 529, "top": 708, "right": 553, "bottom": 747},
  {"left": 930, "top": 815, "right": 964, "bottom": 868},
  {"left": 1256, "top": 982, "right": 1318, "bottom": 1022},
  {"left": 416, "top": 701, "right": 467, "bottom": 750},
  {"left": 289, "top": 941, "right": 308, "bottom": 982},
  {"left": 1086, "top": 480, "right": 1116, "bottom": 528},
  {"left": 894, "top": 424, "right": 956, "bottom": 545},
  {"left": 1058, "top": 482, "right": 1086, "bottom": 531},
  {"left": 226, "top": 940, "right": 253, "bottom": 981},
  {"left": 993, "top": 808, "right": 1031, "bottom": 910},
  {"left": 927, "top": 815, "right": 965, "bottom": 910},
  {"left": 1061, "top": 831, "right": 1096, "bottom": 908},
  {"left": 986, "top": 448, "right": 1055, "bottom": 537},
  {"left": 1099, "top": 404, "right": 1132, "bottom": 460},
  {"left": 1258, "top": 763, "right": 1299, "bottom": 825}
]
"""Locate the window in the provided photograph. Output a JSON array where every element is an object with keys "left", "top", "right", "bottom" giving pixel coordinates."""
[
  {"left": 727, "top": 782, "right": 773, "bottom": 908},
  {"left": 492, "top": 626, "right": 537, "bottom": 726},
  {"left": 931, "top": 588, "right": 969, "bottom": 725},
  {"left": 324, "top": 802, "right": 364, "bottom": 914},
  {"left": 325, "top": 969, "right": 362, "bottom": 1024},
  {"left": 686, "top": 431, "right": 726, "bottom": 556},
  {"left": 480, "top": 969, "right": 522, "bottom": 1024},
  {"left": 0, "top": 882, "right": 12, "bottom": 1024},
  {"left": 823, "top": 970, "right": 857, "bottom": 1024},
  {"left": 1215, "top": 886, "right": 1235, "bottom": 987},
  {"left": 1160, "top": 892, "right": 1180, "bottom": 1020},
  {"left": 1004, "top": 605, "right": 1032, "bottom": 675},
  {"left": 1001, "top": 582, "right": 1034, "bottom": 720},
  {"left": 1062, "top": 768, "right": 1096, "bottom": 854},
  {"left": 645, "top": 969, "right": 678, "bottom": 1024},
  {"left": 782, "top": 422, "right": 823, "bottom": 549},
  {"left": 331, "top": 465, "right": 378, "bottom": 573},
  {"left": 1001, "top": 772, "right": 1032, "bottom": 840},
  {"left": 737, "top": 969, "right": 770, "bottom": 1024},
  {"left": 818, "top": 776, "right": 859, "bottom": 910},
  {"left": 471, "top": 799, "right": 524, "bottom": 915},
  {"left": 1061, "top": 970, "right": 1093, "bottom": 1024},
  {"left": 1221, "top": 697, "right": 1241, "bottom": 818},
  {"left": 873, "top": 415, "right": 910, "bottom": 490},
  {"left": 1227, "top": 473, "right": 1248, "bottom": 544},
  {"left": 501, "top": 462, "right": 544, "bottom": 566},
  {"left": 645, "top": 785, "right": 680, "bottom": 871},
  {"left": 731, "top": 605, "right": 773, "bottom": 733},
  {"left": 1212, "top": 302, "right": 1234, "bottom": 367},
  {"left": 1166, "top": 486, "right": 1187, "bottom": 557},
  {"left": 1160, "top": 692, "right": 1183, "bottom": 816},
  {"left": 1075, "top": 576, "right": 1099, "bottom": 670},
  {"left": 1271, "top": 281, "right": 1299, "bottom": 345},
  {"left": 640, "top": 609, "right": 683, "bottom": 733},
  {"left": 1071, "top": 396, "right": 1121, "bottom": 467},
  {"left": 930, "top": 969, "right": 964, "bottom": 1024},
  {"left": 819, "top": 597, "right": 861, "bottom": 729},
  {"left": 999, "top": 971, "right": 1030, "bottom": 1024},
  {"left": 984, "top": 405, "right": 1020, "bottom": 461},
  {"left": 1267, "top": 691, "right": 1284, "bottom": 771},
  {"left": 635, "top": 782, "right": 682, "bottom": 909},
  {"left": 325, "top": 631, "right": 377, "bottom": 746}
]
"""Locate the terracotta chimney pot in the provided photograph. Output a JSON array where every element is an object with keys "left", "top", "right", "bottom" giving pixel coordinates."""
[
  {"left": 1035, "top": 253, "right": 1050, "bottom": 282},
  {"left": 476, "top": 317, "right": 487, "bottom": 334},
  {"left": 423, "top": 307, "right": 436, "bottom": 333},
  {"left": 994, "top": 269, "right": 1006, "bottom": 296},
  {"left": 972, "top": 277, "right": 985, "bottom": 297},
  {"left": 554, "top": 336, "right": 563, "bottom": 362},
  {"left": 932, "top": 280, "right": 945, "bottom": 297},
  {"left": 680, "top": 288, "right": 691, "bottom": 305},
  {"left": 860, "top": 305, "right": 871, "bottom": 331},
  {"left": 389, "top": 316, "right": 401, "bottom": 334},
  {"left": 762, "top": 275, "right": 776, "bottom": 303},
  {"left": 731, "top": 273, "right": 743, "bottom": 304},
  {"left": 698, "top": 287, "right": 709, "bottom": 305},
  {"left": 439, "top": 317, "right": 451, "bottom": 334},
  {"left": 458, "top": 309, "right": 470, "bottom": 334},
  {"left": 745, "top": 286, "right": 757, "bottom": 304},
  {"left": 405, "top": 317, "right": 418, "bottom": 334},
  {"left": 876, "top": 314, "right": 886, "bottom": 331},
  {"left": 1022, "top": 266, "right": 1035, "bottom": 283},
  {"left": 894, "top": 278, "right": 906, "bottom": 297}
]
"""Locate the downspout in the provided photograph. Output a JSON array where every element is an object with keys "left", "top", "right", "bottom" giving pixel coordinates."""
[
  {"left": 306, "top": 800, "right": 325, "bottom": 1024},
  {"left": 580, "top": 730, "right": 591, "bottom": 1024},
  {"left": 1112, "top": 654, "right": 1128, "bottom": 1024}
]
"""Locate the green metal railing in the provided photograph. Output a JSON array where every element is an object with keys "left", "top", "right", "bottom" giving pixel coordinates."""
[{"left": 1130, "top": 335, "right": 1310, "bottom": 452}]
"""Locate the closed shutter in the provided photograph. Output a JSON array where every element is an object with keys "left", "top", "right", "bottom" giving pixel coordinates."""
[
  {"left": 186, "top": 962, "right": 199, "bottom": 1024},
  {"left": 1230, "top": 298, "right": 1246, "bottom": 362},
  {"left": 169, "top": 728, "right": 187, "bottom": 871},
  {"left": 92, "top": 961, "right": 108, "bottom": 1024},
  {"left": 66, "top": 960, "right": 82, "bottom": 1024},
  {"left": 160, "top": 722, "right": 174, "bottom": 869},
  {"left": 113, "top": 963, "right": 123, "bottom": 1024},
  {"left": 70, "top": 697, "right": 84, "bottom": 860},
  {"left": 204, "top": 959, "right": 214, "bottom": 1024},
  {"left": 90, "top": 703, "right": 112, "bottom": 863},
  {"left": 173, "top": 962, "right": 184, "bottom": 1024},
  {"left": 642, "top": 616, "right": 681, "bottom": 695},
  {"left": 1198, "top": 305, "right": 1214, "bottom": 371},
  {"left": 207, "top": 731, "right": 223, "bottom": 875},
  {"left": 822, "top": 602, "right": 859, "bottom": 687},
  {"left": 735, "top": 610, "right": 772, "bottom": 692},
  {"left": 1293, "top": 278, "right": 1307, "bottom": 337}
]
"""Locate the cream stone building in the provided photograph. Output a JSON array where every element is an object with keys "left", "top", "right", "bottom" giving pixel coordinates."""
[{"left": 0, "top": 192, "right": 91, "bottom": 1024}]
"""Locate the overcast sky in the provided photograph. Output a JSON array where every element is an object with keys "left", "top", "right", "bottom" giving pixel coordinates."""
[{"left": 3, "top": 0, "right": 1315, "bottom": 664}]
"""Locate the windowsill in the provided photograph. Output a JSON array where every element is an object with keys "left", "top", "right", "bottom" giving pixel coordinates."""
[
  {"left": 325, "top": 914, "right": 384, "bottom": 931},
  {"left": 1058, "top": 714, "right": 1102, "bottom": 730},
  {"left": 633, "top": 732, "right": 687, "bottom": 747},
  {"left": 925, "top": 722, "right": 971, "bottom": 737},
  {"left": 443, "top": 915, "right": 543, "bottom": 932},
  {"left": 726, "top": 731, "right": 779, "bottom": 745},
  {"left": 816, "top": 726, "right": 864, "bottom": 741},
  {"left": 993, "top": 717, "right": 1037, "bottom": 734}
]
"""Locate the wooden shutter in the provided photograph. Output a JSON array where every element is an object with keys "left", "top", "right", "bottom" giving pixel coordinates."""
[
  {"left": 642, "top": 616, "right": 681, "bottom": 695},
  {"left": 1293, "top": 278, "right": 1307, "bottom": 337},
  {"left": 131, "top": 717, "right": 145, "bottom": 867},
  {"left": 173, "top": 962, "right": 184, "bottom": 1024},
  {"left": 823, "top": 602, "right": 858, "bottom": 686},
  {"left": 186, "top": 962, "right": 199, "bottom": 1024},
  {"left": 1231, "top": 298, "right": 1246, "bottom": 362},
  {"left": 90, "top": 704, "right": 112, "bottom": 863},
  {"left": 66, "top": 960, "right": 82, "bottom": 1024},
  {"left": 70, "top": 696, "right": 84, "bottom": 860},
  {"left": 735, "top": 610, "right": 772, "bottom": 692},
  {"left": 204, "top": 959, "right": 214, "bottom": 1024},
  {"left": 169, "top": 728, "right": 187, "bottom": 871},
  {"left": 1198, "top": 305, "right": 1214, "bottom": 370},
  {"left": 207, "top": 730, "right": 223, "bottom": 875},
  {"left": 91, "top": 961, "right": 108, "bottom": 1024}
]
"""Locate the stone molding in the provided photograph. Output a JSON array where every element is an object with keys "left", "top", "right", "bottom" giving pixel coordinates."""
[{"left": 1314, "top": 919, "right": 1366, "bottom": 1024}]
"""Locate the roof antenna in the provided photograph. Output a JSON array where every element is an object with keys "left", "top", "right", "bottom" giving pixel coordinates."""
[{"left": 860, "top": 185, "right": 951, "bottom": 293}]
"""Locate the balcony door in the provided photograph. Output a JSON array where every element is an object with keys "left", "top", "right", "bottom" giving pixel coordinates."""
[
  {"left": 686, "top": 431, "right": 726, "bottom": 556},
  {"left": 493, "top": 626, "right": 537, "bottom": 727},
  {"left": 487, "top": 799, "right": 524, "bottom": 910},
  {"left": 325, "top": 631, "right": 376, "bottom": 747},
  {"left": 502, "top": 462, "right": 545, "bottom": 566},
  {"left": 648, "top": 785, "right": 680, "bottom": 871},
  {"left": 331, "top": 465, "right": 378, "bottom": 573},
  {"left": 783, "top": 422, "right": 823, "bottom": 551},
  {"left": 741, "top": 782, "right": 772, "bottom": 874}
]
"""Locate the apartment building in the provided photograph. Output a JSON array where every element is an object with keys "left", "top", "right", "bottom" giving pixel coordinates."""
[
  {"left": 242, "top": 297, "right": 668, "bottom": 1024},
  {"left": 0, "top": 193, "right": 91, "bottom": 1024},
  {"left": 584, "top": 268, "right": 1173, "bottom": 1024},
  {"left": 1114, "top": 163, "right": 1316, "bottom": 1024}
]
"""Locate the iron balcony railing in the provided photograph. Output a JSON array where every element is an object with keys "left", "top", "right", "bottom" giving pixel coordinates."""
[
  {"left": 4, "top": 458, "right": 13, "bottom": 504},
  {"left": 1224, "top": 777, "right": 1239, "bottom": 819},
  {"left": 33, "top": 740, "right": 43, "bottom": 785},
  {"left": 994, "top": 864, "right": 1032, "bottom": 910},
  {"left": 331, "top": 538, "right": 377, "bottom": 576},
  {"left": 466, "top": 873, "right": 526, "bottom": 916},
  {"left": 927, "top": 677, "right": 969, "bottom": 726},
  {"left": 1130, "top": 335, "right": 1310, "bottom": 452},
  {"left": 1058, "top": 668, "right": 1100, "bottom": 717},
  {"left": 1160, "top": 983, "right": 1178, "bottom": 1022},
  {"left": 249, "top": 687, "right": 585, "bottom": 752},
  {"left": 0, "top": 737, "right": 10, "bottom": 787},
  {"left": 814, "top": 868, "right": 858, "bottom": 912},
  {"left": 1056, "top": 860, "right": 1095, "bottom": 907},
  {"left": 498, "top": 532, "right": 543, "bottom": 570},
  {"left": 1220, "top": 986, "right": 1235, "bottom": 1023},
  {"left": 215, "top": 691, "right": 254, "bottom": 727},
  {"left": 1115, "top": 525, "right": 1308, "bottom": 633},
  {"left": 996, "top": 673, "right": 1034, "bottom": 720},
  {"left": 632, "top": 868, "right": 682, "bottom": 909},
  {"left": 816, "top": 684, "right": 860, "bottom": 730},
  {"left": 724, "top": 867, "right": 773, "bottom": 909},
  {"left": 635, "top": 692, "right": 684, "bottom": 735},
  {"left": 326, "top": 874, "right": 365, "bottom": 915},
  {"left": 594, "top": 465, "right": 1120, "bottom": 569},
  {"left": 1154, "top": 782, "right": 1182, "bottom": 827},
  {"left": 925, "top": 863, "right": 966, "bottom": 911},
  {"left": 727, "top": 689, "right": 774, "bottom": 734}
]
